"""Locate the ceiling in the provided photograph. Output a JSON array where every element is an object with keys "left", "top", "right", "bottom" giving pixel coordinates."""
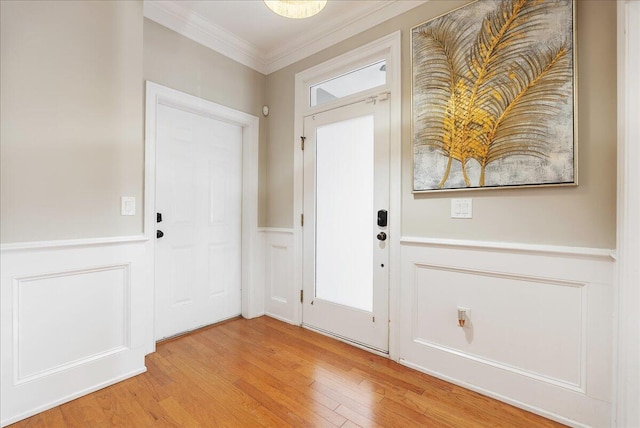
[{"left": 143, "top": 0, "right": 427, "bottom": 74}]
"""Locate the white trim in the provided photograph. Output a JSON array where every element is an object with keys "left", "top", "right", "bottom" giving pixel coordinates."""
[
  {"left": 410, "top": 261, "right": 588, "bottom": 393},
  {"left": 293, "top": 32, "right": 402, "bottom": 357},
  {"left": 265, "top": 312, "right": 296, "bottom": 325},
  {"left": 143, "top": 1, "right": 425, "bottom": 74},
  {"left": 1, "top": 367, "right": 146, "bottom": 427},
  {"left": 262, "top": 229, "right": 296, "bottom": 324},
  {"left": 144, "top": 81, "right": 261, "bottom": 353},
  {"left": 265, "top": 1, "right": 424, "bottom": 74},
  {"left": 142, "top": 1, "right": 264, "bottom": 73},
  {"left": 398, "top": 359, "right": 584, "bottom": 428},
  {"left": 614, "top": 2, "right": 640, "bottom": 427},
  {"left": 257, "top": 227, "right": 294, "bottom": 235},
  {"left": 401, "top": 236, "right": 615, "bottom": 261},
  {"left": 1, "top": 235, "right": 148, "bottom": 252},
  {"left": 302, "top": 324, "right": 391, "bottom": 359},
  {"left": 412, "top": 337, "right": 585, "bottom": 393},
  {"left": 399, "top": 241, "right": 613, "bottom": 427},
  {"left": 1, "top": 241, "right": 148, "bottom": 425}
]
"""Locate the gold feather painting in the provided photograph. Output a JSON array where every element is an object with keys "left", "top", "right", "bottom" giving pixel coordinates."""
[{"left": 412, "top": 0, "right": 576, "bottom": 192}]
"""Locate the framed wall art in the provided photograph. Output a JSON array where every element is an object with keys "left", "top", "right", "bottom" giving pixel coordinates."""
[{"left": 412, "top": 0, "right": 576, "bottom": 192}]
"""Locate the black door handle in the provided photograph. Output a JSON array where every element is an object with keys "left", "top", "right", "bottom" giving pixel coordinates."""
[
  {"left": 157, "top": 230, "right": 164, "bottom": 239},
  {"left": 376, "top": 232, "right": 387, "bottom": 241}
]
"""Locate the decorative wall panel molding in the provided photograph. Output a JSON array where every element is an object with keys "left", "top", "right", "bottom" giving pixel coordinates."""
[
  {"left": 399, "top": 239, "right": 614, "bottom": 427},
  {"left": 260, "top": 229, "right": 295, "bottom": 324},
  {"left": 14, "top": 264, "right": 131, "bottom": 384},
  {"left": 1, "top": 240, "right": 149, "bottom": 426}
]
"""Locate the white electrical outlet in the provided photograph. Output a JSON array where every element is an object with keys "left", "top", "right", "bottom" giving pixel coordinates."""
[
  {"left": 451, "top": 198, "right": 472, "bottom": 218},
  {"left": 121, "top": 196, "right": 136, "bottom": 216}
]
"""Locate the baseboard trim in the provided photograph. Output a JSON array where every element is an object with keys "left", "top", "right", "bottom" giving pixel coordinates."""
[
  {"left": 0, "top": 367, "right": 146, "bottom": 427},
  {"left": 265, "top": 312, "right": 296, "bottom": 325},
  {"left": 398, "top": 359, "right": 585, "bottom": 428}
]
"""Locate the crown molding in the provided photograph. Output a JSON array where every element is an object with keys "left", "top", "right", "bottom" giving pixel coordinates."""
[
  {"left": 263, "top": 1, "right": 427, "bottom": 73},
  {"left": 143, "top": 1, "right": 427, "bottom": 75},
  {"left": 143, "top": 1, "right": 269, "bottom": 73}
]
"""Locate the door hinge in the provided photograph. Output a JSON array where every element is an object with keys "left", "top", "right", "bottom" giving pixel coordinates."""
[
  {"left": 373, "top": 316, "right": 376, "bottom": 322},
  {"left": 300, "top": 289, "right": 304, "bottom": 303},
  {"left": 300, "top": 136, "right": 306, "bottom": 150},
  {"left": 300, "top": 213, "right": 304, "bottom": 227}
]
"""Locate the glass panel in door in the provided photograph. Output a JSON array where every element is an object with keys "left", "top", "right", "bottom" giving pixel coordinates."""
[
  {"left": 315, "top": 115, "right": 374, "bottom": 311},
  {"left": 302, "top": 98, "right": 390, "bottom": 352}
]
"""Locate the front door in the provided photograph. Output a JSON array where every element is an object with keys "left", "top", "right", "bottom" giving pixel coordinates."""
[
  {"left": 302, "top": 97, "right": 390, "bottom": 352},
  {"left": 155, "top": 103, "right": 243, "bottom": 340}
]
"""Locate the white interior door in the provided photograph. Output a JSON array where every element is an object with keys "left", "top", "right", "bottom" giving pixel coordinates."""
[
  {"left": 155, "top": 104, "right": 242, "bottom": 340},
  {"left": 302, "top": 97, "right": 390, "bottom": 352}
]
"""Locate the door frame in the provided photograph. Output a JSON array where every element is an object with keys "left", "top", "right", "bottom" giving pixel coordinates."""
[
  {"left": 144, "top": 81, "right": 260, "bottom": 354},
  {"left": 614, "top": 2, "right": 640, "bottom": 425},
  {"left": 293, "top": 32, "right": 401, "bottom": 359}
]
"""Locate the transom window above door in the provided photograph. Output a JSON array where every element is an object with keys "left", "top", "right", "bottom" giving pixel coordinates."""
[{"left": 309, "top": 60, "right": 386, "bottom": 107}]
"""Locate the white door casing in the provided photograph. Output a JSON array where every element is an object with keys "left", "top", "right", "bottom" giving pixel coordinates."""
[
  {"left": 615, "top": 2, "right": 640, "bottom": 426},
  {"left": 154, "top": 104, "right": 242, "bottom": 340},
  {"left": 144, "top": 82, "right": 261, "bottom": 352}
]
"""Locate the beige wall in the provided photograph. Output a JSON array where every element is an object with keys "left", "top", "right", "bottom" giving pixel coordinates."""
[
  {"left": 143, "top": 19, "right": 268, "bottom": 227},
  {"left": 1, "top": 1, "right": 616, "bottom": 248},
  {"left": 266, "top": 0, "right": 617, "bottom": 249},
  {"left": 0, "top": 8, "right": 270, "bottom": 244},
  {"left": 1, "top": 1, "right": 144, "bottom": 243}
]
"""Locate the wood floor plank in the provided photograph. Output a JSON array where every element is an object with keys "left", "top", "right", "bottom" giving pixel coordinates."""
[
  {"left": 9, "top": 317, "right": 566, "bottom": 427},
  {"left": 340, "top": 420, "right": 364, "bottom": 428},
  {"left": 398, "top": 389, "right": 485, "bottom": 427},
  {"left": 334, "top": 403, "right": 383, "bottom": 428},
  {"left": 19, "top": 408, "right": 66, "bottom": 428}
]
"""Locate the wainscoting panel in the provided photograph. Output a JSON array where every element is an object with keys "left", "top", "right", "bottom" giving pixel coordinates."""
[
  {"left": 399, "top": 238, "right": 614, "bottom": 428},
  {"left": 261, "top": 229, "right": 295, "bottom": 324},
  {"left": 15, "top": 265, "right": 130, "bottom": 383},
  {"left": 1, "top": 238, "right": 149, "bottom": 426}
]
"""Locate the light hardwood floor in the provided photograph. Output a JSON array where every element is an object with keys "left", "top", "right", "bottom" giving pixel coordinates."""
[{"left": 11, "top": 316, "right": 564, "bottom": 427}]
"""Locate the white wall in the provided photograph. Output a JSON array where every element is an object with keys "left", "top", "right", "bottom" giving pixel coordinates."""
[
  {"left": 260, "top": 229, "right": 296, "bottom": 324},
  {"left": 0, "top": 239, "right": 150, "bottom": 426},
  {"left": 398, "top": 239, "right": 613, "bottom": 427}
]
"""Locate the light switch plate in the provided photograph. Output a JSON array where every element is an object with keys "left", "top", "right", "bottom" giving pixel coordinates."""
[
  {"left": 451, "top": 198, "right": 472, "bottom": 218},
  {"left": 121, "top": 196, "right": 136, "bottom": 216}
]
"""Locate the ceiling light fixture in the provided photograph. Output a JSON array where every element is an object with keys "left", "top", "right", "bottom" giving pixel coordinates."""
[{"left": 264, "top": 0, "right": 327, "bottom": 19}]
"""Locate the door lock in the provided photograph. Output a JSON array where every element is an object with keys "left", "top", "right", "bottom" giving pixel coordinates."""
[
  {"left": 377, "top": 210, "right": 388, "bottom": 227},
  {"left": 376, "top": 232, "right": 387, "bottom": 241},
  {"left": 157, "top": 230, "right": 164, "bottom": 239}
]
